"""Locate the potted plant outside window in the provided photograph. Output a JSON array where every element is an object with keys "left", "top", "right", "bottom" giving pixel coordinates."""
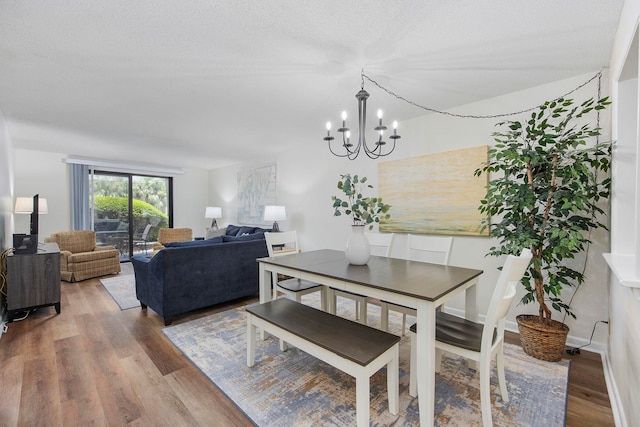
[
  {"left": 332, "top": 174, "right": 391, "bottom": 264},
  {"left": 475, "top": 97, "right": 612, "bottom": 361}
]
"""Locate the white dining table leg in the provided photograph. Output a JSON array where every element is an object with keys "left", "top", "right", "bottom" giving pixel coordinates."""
[
  {"left": 416, "top": 299, "right": 436, "bottom": 427},
  {"left": 258, "top": 263, "right": 272, "bottom": 340}
]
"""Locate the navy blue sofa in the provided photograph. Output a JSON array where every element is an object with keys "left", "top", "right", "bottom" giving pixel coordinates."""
[{"left": 131, "top": 225, "right": 270, "bottom": 325}]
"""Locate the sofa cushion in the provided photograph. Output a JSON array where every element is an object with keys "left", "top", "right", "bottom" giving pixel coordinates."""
[
  {"left": 164, "top": 238, "right": 222, "bottom": 248},
  {"left": 222, "top": 233, "right": 266, "bottom": 242},
  {"left": 237, "top": 226, "right": 258, "bottom": 236},
  {"left": 225, "top": 224, "right": 242, "bottom": 236}
]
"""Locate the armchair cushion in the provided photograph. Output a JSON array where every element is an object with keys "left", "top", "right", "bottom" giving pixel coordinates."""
[
  {"left": 68, "top": 249, "right": 120, "bottom": 263},
  {"left": 157, "top": 227, "right": 193, "bottom": 244},
  {"left": 53, "top": 230, "right": 96, "bottom": 253}
]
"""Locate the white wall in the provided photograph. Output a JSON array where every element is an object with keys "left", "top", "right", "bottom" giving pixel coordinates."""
[
  {"left": 0, "top": 110, "right": 14, "bottom": 250},
  {"left": 12, "top": 149, "right": 210, "bottom": 238},
  {"left": 208, "top": 72, "right": 612, "bottom": 349},
  {"left": 0, "top": 109, "right": 15, "bottom": 337},
  {"left": 172, "top": 167, "right": 211, "bottom": 236},
  {"left": 13, "top": 150, "right": 69, "bottom": 239},
  {"left": 605, "top": 0, "right": 640, "bottom": 425}
]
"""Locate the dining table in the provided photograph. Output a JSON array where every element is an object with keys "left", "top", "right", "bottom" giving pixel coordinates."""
[{"left": 257, "top": 249, "right": 483, "bottom": 426}]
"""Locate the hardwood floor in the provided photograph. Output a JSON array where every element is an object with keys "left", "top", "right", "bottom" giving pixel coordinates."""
[{"left": 0, "top": 268, "right": 615, "bottom": 426}]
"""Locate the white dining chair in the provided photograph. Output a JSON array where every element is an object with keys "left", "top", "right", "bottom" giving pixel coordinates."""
[
  {"left": 265, "top": 231, "right": 327, "bottom": 310},
  {"left": 380, "top": 234, "right": 453, "bottom": 334},
  {"left": 331, "top": 232, "right": 395, "bottom": 324},
  {"left": 408, "top": 248, "right": 533, "bottom": 427}
]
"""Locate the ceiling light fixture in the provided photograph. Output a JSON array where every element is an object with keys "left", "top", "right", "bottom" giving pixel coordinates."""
[{"left": 323, "top": 72, "right": 401, "bottom": 160}]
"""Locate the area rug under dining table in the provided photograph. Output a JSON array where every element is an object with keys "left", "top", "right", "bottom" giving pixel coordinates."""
[{"left": 162, "top": 295, "right": 570, "bottom": 426}]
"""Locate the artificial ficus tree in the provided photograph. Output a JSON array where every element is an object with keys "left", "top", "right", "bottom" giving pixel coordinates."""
[{"left": 476, "top": 97, "right": 612, "bottom": 323}]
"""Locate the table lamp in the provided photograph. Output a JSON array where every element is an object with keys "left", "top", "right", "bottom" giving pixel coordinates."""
[
  {"left": 205, "top": 207, "right": 222, "bottom": 230},
  {"left": 263, "top": 205, "right": 286, "bottom": 232}
]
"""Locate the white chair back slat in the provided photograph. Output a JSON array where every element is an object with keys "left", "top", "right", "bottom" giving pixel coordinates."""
[
  {"left": 365, "top": 232, "right": 395, "bottom": 258},
  {"left": 407, "top": 234, "right": 453, "bottom": 265}
]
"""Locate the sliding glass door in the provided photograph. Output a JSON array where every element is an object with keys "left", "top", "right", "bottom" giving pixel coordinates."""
[{"left": 91, "top": 172, "right": 172, "bottom": 260}]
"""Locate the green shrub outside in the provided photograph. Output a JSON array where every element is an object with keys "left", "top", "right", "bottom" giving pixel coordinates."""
[{"left": 94, "top": 196, "right": 168, "bottom": 240}]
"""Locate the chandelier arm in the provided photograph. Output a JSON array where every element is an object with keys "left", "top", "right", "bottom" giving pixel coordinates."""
[
  {"left": 373, "top": 139, "right": 397, "bottom": 158},
  {"left": 327, "top": 141, "right": 356, "bottom": 158},
  {"left": 362, "top": 140, "right": 392, "bottom": 159}
]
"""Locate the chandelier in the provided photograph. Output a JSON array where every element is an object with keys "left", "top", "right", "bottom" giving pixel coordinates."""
[{"left": 323, "top": 73, "right": 401, "bottom": 160}]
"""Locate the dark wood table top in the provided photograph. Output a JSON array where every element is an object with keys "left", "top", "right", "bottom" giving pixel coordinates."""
[{"left": 258, "top": 249, "right": 483, "bottom": 302}]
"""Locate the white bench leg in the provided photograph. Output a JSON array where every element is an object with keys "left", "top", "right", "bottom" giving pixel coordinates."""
[
  {"left": 387, "top": 344, "right": 399, "bottom": 415},
  {"left": 355, "top": 374, "right": 369, "bottom": 427},
  {"left": 247, "top": 313, "right": 256, "bottom": 367}
]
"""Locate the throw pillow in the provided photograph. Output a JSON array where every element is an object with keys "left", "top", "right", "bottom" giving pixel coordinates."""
[
  {"left": 237, "top": 226, "right": 258, "bottom": 236},
  {"left": 251, "top": 227, "right": 271, "bottom": 235},
  {"left": 225, "top": 224, "right": 242, "bottom": 236}
]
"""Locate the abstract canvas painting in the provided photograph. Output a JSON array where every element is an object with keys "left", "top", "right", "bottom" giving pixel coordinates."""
[
  {"left": 237, "top": 163, "right": 277, "bottom": 224},
  {"left": 378, "top": 145, "right": 488, "bottom": 236}
]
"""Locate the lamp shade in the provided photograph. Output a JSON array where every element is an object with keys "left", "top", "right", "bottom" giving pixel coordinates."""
[
  {"left": 205, "top": 207, "right": 222, "bottom": 219},
  {"left": 15, "top": 197, "right": 48, "bottom": 214},
  {"left": 263, "top": 205, "right": 286, "bottom": 221}
]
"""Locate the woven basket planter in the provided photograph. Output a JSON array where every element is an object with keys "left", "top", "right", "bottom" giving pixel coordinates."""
[{"left": 516, "top": 314, "right": 569, "bottom": 362}]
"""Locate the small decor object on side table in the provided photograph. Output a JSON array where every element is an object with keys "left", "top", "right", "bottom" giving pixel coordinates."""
[{"left": 332, "top": 174, "right": 391, "bottom": 265}]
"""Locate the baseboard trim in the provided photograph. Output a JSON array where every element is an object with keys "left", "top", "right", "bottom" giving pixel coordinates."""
[
  {"left": 601, "top": 350, "right": 626, "bottom": 427},
  {"left": 445, "top": 306, "right": 623, "bottom": 426}
]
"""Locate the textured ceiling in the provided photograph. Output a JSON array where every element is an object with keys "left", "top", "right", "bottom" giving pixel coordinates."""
[{"left": 0, "top": 0, "right": 624, "bottom": 169}]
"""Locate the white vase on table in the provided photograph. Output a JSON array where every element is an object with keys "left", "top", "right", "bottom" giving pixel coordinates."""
[{"left": 345, "top": 225, "right": 370, "bottom": 265}]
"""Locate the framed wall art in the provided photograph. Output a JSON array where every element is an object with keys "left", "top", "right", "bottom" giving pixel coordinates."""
[
  {"left": 378, "top": 145, "right": 488, "bottom": 236},
  {"left": 237, "top": 163, "right": 277, "bottom": 224}
]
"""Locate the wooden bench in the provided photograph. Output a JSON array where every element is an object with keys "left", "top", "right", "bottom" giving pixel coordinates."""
[{"left": 246, "top": 298, "right": 400, "bottom": 427}]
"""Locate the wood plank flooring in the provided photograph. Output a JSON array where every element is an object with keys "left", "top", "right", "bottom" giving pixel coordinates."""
[{"left": 0, "top": 267, "right": 614, "bottom": 426}]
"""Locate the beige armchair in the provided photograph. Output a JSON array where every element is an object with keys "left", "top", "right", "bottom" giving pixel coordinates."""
[
  {"left": 45, "top": 230, "right": 121, "bottom": 282},
  {"left": 151, "top": 227, "right": 193, "bottom": 256}
]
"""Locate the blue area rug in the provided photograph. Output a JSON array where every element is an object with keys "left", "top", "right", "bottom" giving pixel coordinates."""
[{"left": 163, "top": 295, "right": 570, "bottom": 426}]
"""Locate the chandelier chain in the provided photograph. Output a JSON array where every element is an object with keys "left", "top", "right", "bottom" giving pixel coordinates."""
[{"left": 361, "top": 68, "right": 606, "bottom": 119}]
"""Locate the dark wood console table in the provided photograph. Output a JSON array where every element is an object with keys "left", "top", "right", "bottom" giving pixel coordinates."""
[{"left": 6, "top": 242, "right": 61, "bottom": 322}]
